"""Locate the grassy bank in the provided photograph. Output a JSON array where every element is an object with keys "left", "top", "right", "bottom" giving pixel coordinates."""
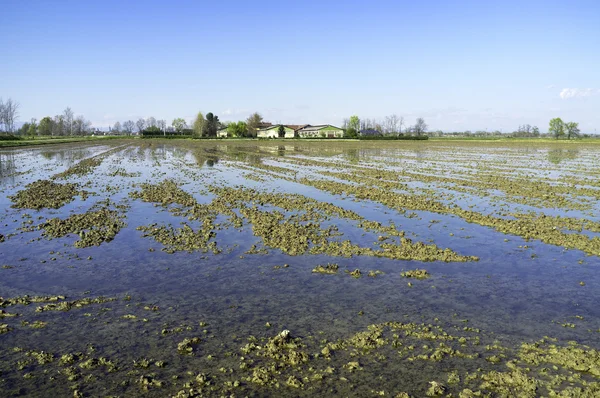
[{"left": 0, "top": 135, "right": 134, "bottom": 148}]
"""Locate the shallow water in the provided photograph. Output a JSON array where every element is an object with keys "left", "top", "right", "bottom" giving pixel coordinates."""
[{"left": 1, "top": 139, "right": 599, "bottom": 397}]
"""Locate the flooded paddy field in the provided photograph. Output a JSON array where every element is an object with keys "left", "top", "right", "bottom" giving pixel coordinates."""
[{"left": 1, "top": 139, "right": 600, "bottom": 397}]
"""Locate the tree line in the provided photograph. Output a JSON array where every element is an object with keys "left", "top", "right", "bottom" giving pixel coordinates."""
[
  {"left": 0, "top": 96, "right": 590, "bottom": 140},
  {"left": 342, "top": 115, "right": 428, "bottom": 137}
]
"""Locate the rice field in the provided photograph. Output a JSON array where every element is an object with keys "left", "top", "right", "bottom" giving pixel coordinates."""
[{"left": 0, "top": 139, "right": 599, "bottom": 397}]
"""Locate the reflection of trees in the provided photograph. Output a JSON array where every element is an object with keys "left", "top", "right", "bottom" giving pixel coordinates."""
[
  {"left": 40, "top": 151, "right": 56, "bottom": 160},
  {"left": 278, "top": 146, "right": 285, "bottom": 157},
  {"left": 346, "top": 148, "right": 360, "bottom": 163},
  {"left": 192, "top": 147, "right": 221, "bottom": 168},
  {"left": 0, "top": 152, "right": 17, "bottom": 181},
  {"left": 548, "top": 149, "right": 579, "bottom": 164}
]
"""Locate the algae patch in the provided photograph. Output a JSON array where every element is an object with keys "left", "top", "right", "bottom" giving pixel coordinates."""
[
  {"left": 312, "top": 263, "right": 339, "bottom": 274},
  {"left": 401, "top": 269, "right": 431, "bottom": 280},
  {"left": 9, "top": 180, "right": 88, "bottom": 210}
]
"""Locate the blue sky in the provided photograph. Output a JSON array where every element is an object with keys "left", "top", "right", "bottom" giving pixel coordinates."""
[{"left": 1, "top": 0, "right": 599, "bottom": 132}]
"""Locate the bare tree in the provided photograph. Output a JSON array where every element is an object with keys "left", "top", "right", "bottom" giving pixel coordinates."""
[
  {"left": 73, "top": 115, "right": 91, "bottom": 135},
  {"left": 388, "top": 114, "right": 402, "bottom": 135},
  {"left": 1, "top": 98, "right": 20, "bottom": 133},
  {"left": 413, "top": 118, "right": 428, "bottom": 136},
  {"left": 342, "top": 118, "right": 349, "bottom": 130},
  {"left": 113, "top": 121, "right": 122, "bottom": 134},
  {"left": 0, "top": 98, "right": 5, "bottom": 132},
  {"left": 52, "top": 115, "right": 64, "bottom": 136},
  {"left": 157, "top": 119, "right": 166, "bottom": 132},
  {"left": 136, "top": 118, "right": 146, "bottom": 134},
  {"left": 146, "top": 116, "right": 157, "bottom": 128},
  {"left": 384, "top": 115, "right": 393, "bottom": 135},
  {"left": 123, "top": 120, "right": 135, "bottom": 135},
  {"left": 63, "top": 107, "right": 74, "bottom": 135}
]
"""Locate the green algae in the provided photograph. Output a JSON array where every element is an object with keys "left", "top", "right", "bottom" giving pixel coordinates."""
[
  {"left": 2, "top": 290, "right": 600, "bottom": 397},
  {"left": 0, "top": 309, "right": 19, "bottom": 318},
  {"left": 312, "top": 263, "right": 339, "bottom": 274},
  {"left": 401, "top": 269, "right": 431, "bottom": 280},
  {"left": 128, "top": 181, "right": 475, "bottom": 261},
  {"left": 9, "top": 179, "right": 88, "bottom": 210},
  {"left": 177, "top": 337, "right": 201, "bottom": 355},
  {"left": 347, "top": 268, "right": 362, "bottom": 278},
  {"left": 4, "top": 141, "right": 600, "bottom": 397},
  {"left": 34, "top": 296, "right": 116, "bottom": 312},
  {"left": 130, "top": 179, "right": 197, "bottom": 207},
  {"left": 53, "top": 157, "right": 103, "bottom": 179},
  {"left": 34, "top": 206, "right": 126, "bottom": 248},
  {"left": 0, "top": 295, "right": 66, "bottom": 307}
]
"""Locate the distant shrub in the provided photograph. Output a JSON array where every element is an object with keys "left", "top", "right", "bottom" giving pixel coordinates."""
[
  {"left": 0, "top": 134, "right": 21, "bottom": 141},
  {"left": 358, "top": 136, "right": 429, "bottom": 141},
  {"left": 141, "top": 131, "right": 192, "bottom": 139}
]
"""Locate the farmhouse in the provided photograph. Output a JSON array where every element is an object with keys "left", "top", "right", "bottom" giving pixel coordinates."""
[
  {"left": 257, "top": 124, "right": 295, "bottom": 138},
  {"left": 297, "top": 125, "right": 344, "bottom": 138}
]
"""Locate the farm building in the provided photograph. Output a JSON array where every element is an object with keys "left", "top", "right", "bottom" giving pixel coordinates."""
[
  {"left": 297, "top": 125, "right": 344, "bottom": 138},
  {"left": 257, "top": 124, "right": 295, "bottom": 138}
]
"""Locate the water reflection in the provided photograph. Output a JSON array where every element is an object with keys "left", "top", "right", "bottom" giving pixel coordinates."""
[{"left": 547, "top": 148, "right": 579, "bottom": 164}]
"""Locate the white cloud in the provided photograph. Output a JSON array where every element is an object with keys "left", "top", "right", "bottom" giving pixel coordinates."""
[
  {"left": 220, "top": 108, "right": 249, "bottom": 118},
  {"left": 546, "top": 84, "right": 555, "bottom": 89},
  {"left": 559, "top": 88, "right": 599, "bottom": 99}
]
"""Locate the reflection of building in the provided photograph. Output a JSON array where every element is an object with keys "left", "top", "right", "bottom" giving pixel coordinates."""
[{"left": 297, "top": 125, "right": 344, "bottom": 138}]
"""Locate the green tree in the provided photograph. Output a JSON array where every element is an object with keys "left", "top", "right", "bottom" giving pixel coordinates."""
[
  {"left": 548, "top": 118, "right": 565, "bottom": 139},
  {"left": 227, "top": 121, "right": 248, "bottom": 137},
  {"left": 202, "top": 113, "right": 219, "bottom": 137},
  {"left": 18, "top": 123, "right": 30, "bottom": 136},
  {"left": 145, "top": 126, "right": 161, "bottom": 134},
  {"left": 565, "top": 121, "right": 580, "bottom": 139},
  {"left": 344, "top": 115, "right": 360, "bottom": 138},
  {"left": 278, "top": 125, "right": 286, "bottom": 138},
  {"left": 172, "top": 118, "right": 187, "bottom": 133},
  {"left": 27, "top": 118, "right": 37, "bottom": 137},
  {"left": 38, "top": 116, "right": 53, "bottom": 136},
  {"left": 246, "top": 112, "right": 263, "bottom": 138},
  {"left": 193, "top": 112, "right": 205, "bottom": 137}
]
